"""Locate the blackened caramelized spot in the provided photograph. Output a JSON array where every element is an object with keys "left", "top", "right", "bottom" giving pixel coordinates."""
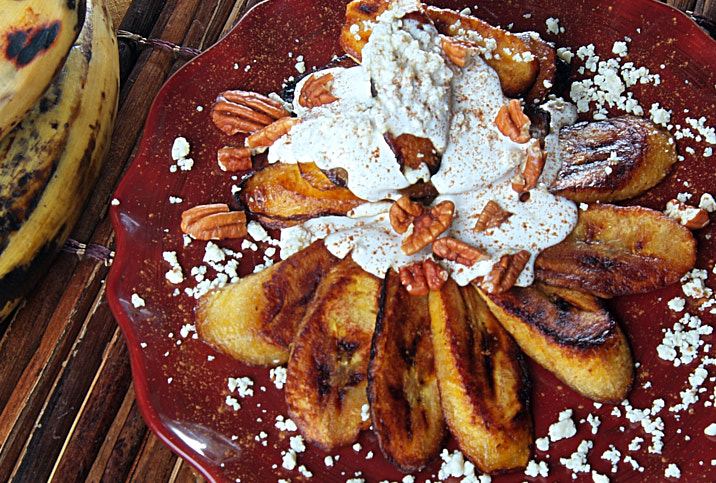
[
  {"left": 5, "top": 22, "right": 60, "bottom": 67},
  {"left": 492, "top": 285, "right": 615, "bottom": 347},
  {"left": 358, "top": 0, "right": 382, "bottom": 15}
]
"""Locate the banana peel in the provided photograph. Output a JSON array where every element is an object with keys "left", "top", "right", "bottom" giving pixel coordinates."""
[
  {"left": 0, "top": 0, "right": 86, "bottom": 138},
  {"left": 0, "top": 0, "right": 119, "bottom": 321}
]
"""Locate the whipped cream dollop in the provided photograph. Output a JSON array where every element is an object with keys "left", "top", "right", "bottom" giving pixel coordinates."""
[{"left": 271, "top": 0, "right": 579, "bottom": 288}]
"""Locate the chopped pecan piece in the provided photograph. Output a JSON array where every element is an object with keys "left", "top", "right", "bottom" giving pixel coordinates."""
[
  {"left": 664, "top": 199, "right": 710, "bottom": 230},
  {"left": 398, "top": 259, "right": 448, "bottom": 296},
  {"left": 474, "top": 200, "right": 513, "bottom": 232},
  {"left": 246, "top": 117, "right": 299, "bottom": 150},
  {"left": 440, "top": 35, "right": 475, "bottom": 67},
  {"left": 512, "top": 139, "right": 546, "bottom": 196},
  {"left": 432, "top": 237, "right": 487, "bottom": 266},
  {"left": 211, "top": 90, "right": 289, "bottom": 135},
  {"left": 401, "top": 200, "right": 455, "bottom": 255},
  {"left": 480, "top": 250, "right": 530, "bottom": 294},
  {"left": 217, "top": 146, "right": 252, "bottom": 172},
  {"left": 495, "top": 99, "right": 531, "bottom": 143},
  {"left": 389, "top": 195, "right": 425, "bottom": 234},
  {"left": 422, "top": 259, "right": 449, "bottom": 292},
  {"left": 181, "top": 203, "right": 248, "bottom": 240},
  {"left": 299, "top": 73, "right": 339, "bottom": 108},
  {"left": 398, "top": 262, "right": 429, "bottom": 296}
]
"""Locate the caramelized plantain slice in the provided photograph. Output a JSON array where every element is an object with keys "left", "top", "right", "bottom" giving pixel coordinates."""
[
  {"left": 196, "top": 241, "right": 339, "bottom": 366},
  {"left": 535, "top": 203, "right": 697, "bottom": 298},
  {"left": 479, "top": 282, "right": 634, "bottom": 403},
  {"left": 551, "top": 116, "right": 677, "bottom": 202},
  {"left": 425, "top": 6, "right": 540, "bottom": 97},
  {"left": 384, "top": 132, "right": 441, "bottom": 180},
  {"left": 368, "top": 269, "right": 446, "bottom": 472},
  {"left": 285, "top": 257, "right": 381, "bottom": 450},
  {"left": 429, "top": 279, "right": 532, "bottom": 473},
  {"left": 339, "top": 0, "right": 390, "bottom": 61},
  {"left": 236, "top": 162, "right": 364, "bottom": 224}
]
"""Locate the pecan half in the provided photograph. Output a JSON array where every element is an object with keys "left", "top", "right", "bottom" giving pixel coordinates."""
[
  {"left": 480, "top": 250, "right": 530, "bottom": 294},
  {"left": 495, "top": 99, "right": 531, "bottom": 143},
  {"left": 181, "top": 203, "right": 248, "bottom": 240},
  {"left": 246, "top": 117, "right": 299, "bottom": 150},
  {"left": 440, "top": 35, "right": 475, "bottom": 67},
  {"left": 217, "top": 146, "right": 252, "bottom": 172},
  {"left": 299, "top": 73, "right": 339, "bottom": 108},
  {"left": 432, "top": 237, "right": 486, "bottom": 266},
  {"left": 474, "top": 200, "right": 513, "bottom": 232},
  {"left": 210, "top": 90, "right": 289, "bottom": 136},
  {"left": 512, "top": 139, "right": 546, "bottom": 196},
  {"left": 401, "top": 200, "right": 455, "bottom": 255},
  {"left": 390, "top": 195, "right": 425, "bottom": 234},
  {"left": 398, "top": 259, "right": 448, "bottom": 296},
  {"left": 665, "top": 199, "right": 710, "bottom": 230}
]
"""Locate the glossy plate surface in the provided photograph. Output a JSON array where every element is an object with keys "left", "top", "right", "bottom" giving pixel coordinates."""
[{"left": 107, "top": 0, "right": 716, "bottom": 481}]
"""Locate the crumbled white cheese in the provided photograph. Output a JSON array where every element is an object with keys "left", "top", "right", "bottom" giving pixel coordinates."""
[
  {"left": 171, "top": 137, "right": 191, "bottom": 160},
  {"left": 247, "top": 220, "right": 269, "bottom": 242},
  {"left": 270, "top": 366, "right": 287, "bottom": 389},
  {"left": 699, "top": 193, "right": 716, "bottom": 212},
  {"left": 225, "top": 395, "right": 240, "bottom": 411},
  {"left": 361, "top": 403, "right": 370, "bottom": 422},
  {"left": 275, "top": 415, "right": 298, "bottom": 432},
  {"left": 560, "top": 439, "right": 593, "bottom": 474},
  {"left": 664, "top": 463, "right": 681, "bottom": 479},
  {"left": 281, "top": 449, "right": 297, "bottom": 470},
  {"left": 131, "top": 293, "right": 145, "bottom": 308},
  {"left": 524, "top": 460, "right": 549, "bottom": 478},
  {"left": 549, "top": 409, "right": 577, "bottom": 441},
  {"left": 657, "top": 313, "right": 713, "bottom": 366},
  {"left": 586, "top": 413, "right": 601, "bottom": 434},
  {"left": 228, "top": 376, "right": 254, "bottom": 397},
  {"left": 290, "top": 435, "right": 306, "bottom": 453},
  {"left": 667, "top": 297, "right": 686, "bottom": 312},
  {"left": 592, "top": 470, "right": 610, "bottom": 483},
  {"left": 545, "top": 17, "right": 562, "bottom": 35},
  {"left": 602, "top": 445, "right": 621, "bottom": 473},
  {"left": 535, "top": 436, "right": 550, "bottom": 452}
]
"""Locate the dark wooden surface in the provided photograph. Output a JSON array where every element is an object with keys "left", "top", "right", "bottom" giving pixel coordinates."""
[{"left": 0, "top": 0, "right": 713, "bottom": 482}]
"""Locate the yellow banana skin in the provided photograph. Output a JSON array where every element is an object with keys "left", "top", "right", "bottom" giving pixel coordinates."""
[
  {"left": 0, "top": 0, "right": 119, "bottom": 322},
  {"left": 0, "top": 0, "right": 86, "bottom": 139}
]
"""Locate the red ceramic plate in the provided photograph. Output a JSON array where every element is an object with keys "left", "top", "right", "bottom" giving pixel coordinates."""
[{"left": 107, "top": 0, "right": 716, "bottom": 481}]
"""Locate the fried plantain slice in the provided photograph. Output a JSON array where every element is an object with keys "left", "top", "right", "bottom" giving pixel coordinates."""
[
  {"left": 429, "top": 279, "right": 532, "bottom": 473},
  {"left": 339, "top": 0, "right": 390, "bottom": 61},
  {"left": 368, "top": 269, "right": 446, "bottom": 472},
  {"left": 480, "top": 283, "right": 634, "bottom": 403},
  {"left": 551, "top": 116, "right": 677, "bottom": 202},
  {"left": 285, "top": 257, "right": 381, "bottom": 450},
  {"left": 196, "top": 241, "right": 338, "bottom": 366},
  {"left": 384, "top": 132, "right": 441, "bottom": 181},
  {"left": 535, "top": 203, "right": 697, "bottom": 298},
  {"left": 425, "top": 6, "right": 540, "bottom": 97},
  {"left": 236, "top": 162, "right": 364, "bottom": 224}
]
